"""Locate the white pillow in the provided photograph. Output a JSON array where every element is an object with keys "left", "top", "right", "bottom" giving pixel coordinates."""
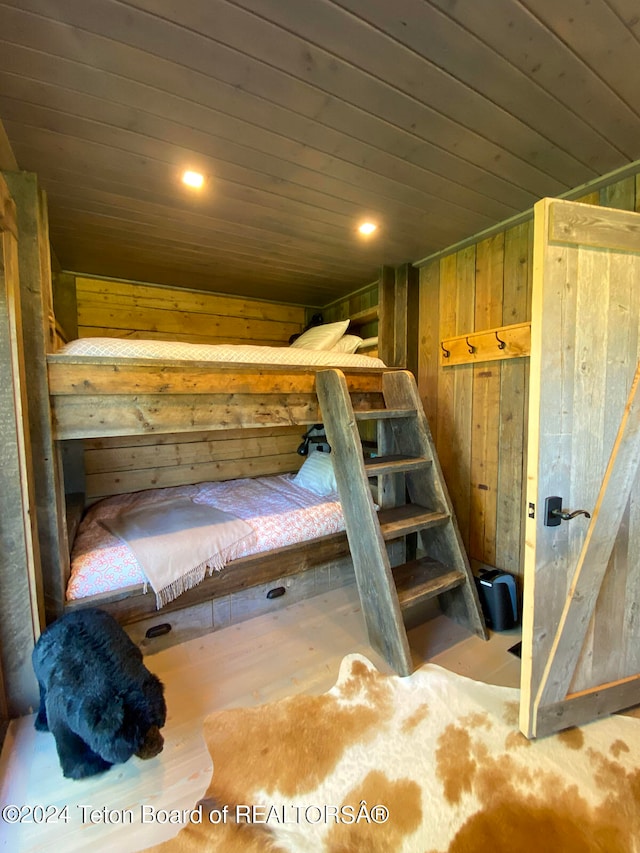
[
  {"left": 356, "top": 336, "right": 378, "bottom": 350},
  {"left": 290, "top": 319, "right": 350, "bottom": 351},
  {"left": 331, "top": 334, "right": 364, "bottom": 354},
  {"left": 292, "top": 451, "right": 337, "bottom": 496}
]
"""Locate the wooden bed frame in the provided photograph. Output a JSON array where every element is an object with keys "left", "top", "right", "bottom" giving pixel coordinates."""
[{"left": 46, "top": 352, "right": 398, "bottom": 639}]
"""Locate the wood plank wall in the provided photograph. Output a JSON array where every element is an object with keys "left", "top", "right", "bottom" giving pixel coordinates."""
[
  {"left": 321, "top": 278, "right": 379, "bottom": 340},
  {"left": 417, "top": 176, "right": 639, "bottom": 584},
  {"left": 84, "top": 426, "right": 305, "bottom": 502},
  {"left": 75, "top": 275, "right": 306, "bottom": 346},
  {"left": 63, "top": 275, "right": 310, "bottom": 498}
]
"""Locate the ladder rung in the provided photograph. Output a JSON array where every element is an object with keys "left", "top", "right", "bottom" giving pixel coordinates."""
[
  {"left": 378, "top": 504, "right": 449, "bottom": 539},
  {"left": 365, "top": 455, "right": 431, "bottom": 476},
  {"left": 393, "top": 558, "right": 466, "bottom": 610},
  {"left": 354, "top": 408, "right": 416, "bottom": 421}
]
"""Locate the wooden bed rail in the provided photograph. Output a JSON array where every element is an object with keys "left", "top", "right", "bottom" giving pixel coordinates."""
[
  {"left": 65, "top": 527, "right": 354, "bottom": 625},
  {"left": 47, "top": 356, "right": 390, "bottom": 440}
]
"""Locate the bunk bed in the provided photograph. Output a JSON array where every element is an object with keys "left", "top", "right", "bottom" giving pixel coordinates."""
[{"left": 46, "top": 330, "right": 394, "bottom": 643}]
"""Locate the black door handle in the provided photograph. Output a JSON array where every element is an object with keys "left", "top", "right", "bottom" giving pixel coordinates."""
[
  {"left": 544, "top": 496, "right": 591, "bottom": 526},
  {"left": 551, "top": 508, "right": 591, "bottom": 521}
]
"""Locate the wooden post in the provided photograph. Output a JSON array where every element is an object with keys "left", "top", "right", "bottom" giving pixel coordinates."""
[
  {"left": 0, "top": 119, "right": 18, "bottom": 171},
  {"left": 3, "top": 172, "right": 69, "bottom": 622},
  {"left": 0, "top": 174, "right": 41, "bottom": 715},
  {"left": 378, "top": 265, "right": 397, "bottom": 367},
  {"left": 379, "top": 264, "right": 417, "bottom": 370},
  {"left": 52, "top": 271, "right": 78, "bottom": 344},
  {"left": 400, "top": 263, "right": 419, "bottom": 377}
]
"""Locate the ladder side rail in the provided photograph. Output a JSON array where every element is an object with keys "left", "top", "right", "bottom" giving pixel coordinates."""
[
  {"left": 315, "top": 369, "right": 413, "bottom": 675},
  {"left": 382, "top": 371, "right": 488, "bottom": 638}
]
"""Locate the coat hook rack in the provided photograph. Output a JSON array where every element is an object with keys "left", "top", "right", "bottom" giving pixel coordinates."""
[{"left": 439, "top": 322, "right": 531, "bottom": 366}]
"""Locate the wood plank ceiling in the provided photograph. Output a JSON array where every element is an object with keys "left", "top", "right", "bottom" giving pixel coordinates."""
[{"left": 1, "top": 0, "right": 640, "bottom": 305}]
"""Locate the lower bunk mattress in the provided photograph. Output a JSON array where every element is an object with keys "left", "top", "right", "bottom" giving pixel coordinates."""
[{"left": 67, "top": 473, "right": 345, "bottom": 605}]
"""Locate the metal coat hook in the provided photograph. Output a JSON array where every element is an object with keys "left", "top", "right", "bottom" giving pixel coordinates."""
[
  {"left": 440, "top": 341, "right": 450, "bottom": 358},
  {"left": 495, "top": 330, "right": 506, "bottom": 350},
  {"left": 466, "top": 337, "right": 475, "bottom": 354}
]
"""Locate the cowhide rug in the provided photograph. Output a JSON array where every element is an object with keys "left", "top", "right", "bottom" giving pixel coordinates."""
[{"left": 145, "top": 654, "right": 640, "bottom": 853}]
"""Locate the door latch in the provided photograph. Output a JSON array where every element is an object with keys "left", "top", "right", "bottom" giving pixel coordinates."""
[{"left": 544, "top": 496, "right": 591, "bottom": 527}]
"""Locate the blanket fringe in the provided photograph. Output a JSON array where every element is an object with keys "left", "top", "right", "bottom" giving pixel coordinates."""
[{"left": 153, "top": 538, "right": 251, "bottom": 608}]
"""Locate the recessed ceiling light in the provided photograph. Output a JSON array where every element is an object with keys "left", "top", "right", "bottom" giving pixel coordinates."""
[
  {"left": 358, "top": 221, "right": 377, "bottom": 236},
  {"left": 182, "top": 170, "right": 204, "bottom": 189}
]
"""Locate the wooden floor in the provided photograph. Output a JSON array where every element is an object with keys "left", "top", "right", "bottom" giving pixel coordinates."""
[{"left": 0, "top": 583, "right": 523, "bottom": 852}]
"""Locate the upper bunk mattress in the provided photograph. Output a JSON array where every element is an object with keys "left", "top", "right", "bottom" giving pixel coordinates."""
[
  {"left": 67, "top": 473, "right": 346, "bottom": 602},
  {"left": 58, "top": 337, "right": 386, "bottom": 368}
]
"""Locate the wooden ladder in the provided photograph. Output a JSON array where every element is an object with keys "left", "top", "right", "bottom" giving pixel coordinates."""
[{"left": 316, "top": 368, "right": 488, "bottom": 676}]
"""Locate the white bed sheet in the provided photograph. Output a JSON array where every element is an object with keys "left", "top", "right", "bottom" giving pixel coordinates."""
[
  {"left": 67, "top": 474, "right": 346, "bottom": 601},
  {"left": 59, "top": 337, "right": 386, "bottom": 368}
]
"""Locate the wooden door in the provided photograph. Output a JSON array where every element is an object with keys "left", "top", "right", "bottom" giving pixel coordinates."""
[{"left": 521, "top": 197, "right": 640, "bottom": 738}]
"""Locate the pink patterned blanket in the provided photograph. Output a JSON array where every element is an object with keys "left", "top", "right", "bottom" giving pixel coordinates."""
[{"left": 67, "top": 475, "right": 345, "bottom": 601}]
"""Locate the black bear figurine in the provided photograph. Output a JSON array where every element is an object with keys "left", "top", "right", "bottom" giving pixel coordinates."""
[{"left": 32, "top": 607, "right": 166, "bottom": 779}]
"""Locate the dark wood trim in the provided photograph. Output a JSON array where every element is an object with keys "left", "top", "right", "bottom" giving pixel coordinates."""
[
  {"left": 52, "top": 271, "right": 78, "bottom": 343},
  {"left": 398, "top": 263, "right": 419, "bottom": 377},
  {"left": 378, "top": 265, "right": 397, "bottom": 367},
  {"left": 0, "top": 120, "right": 18, "bottom": 171}
]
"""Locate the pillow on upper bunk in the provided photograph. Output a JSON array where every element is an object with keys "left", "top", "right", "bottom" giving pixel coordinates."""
[
  {"left": 356, "top": 336, "right": 378, "bottom": 350},
  {"left": 289, "top": 319, "right": 349, "bottom": 351},
  {"left": 293, "top": 450, "right": 337, "bottom": 496},
  {"left": 330, "top": 334, "right": 364, "bottom": 354}
]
